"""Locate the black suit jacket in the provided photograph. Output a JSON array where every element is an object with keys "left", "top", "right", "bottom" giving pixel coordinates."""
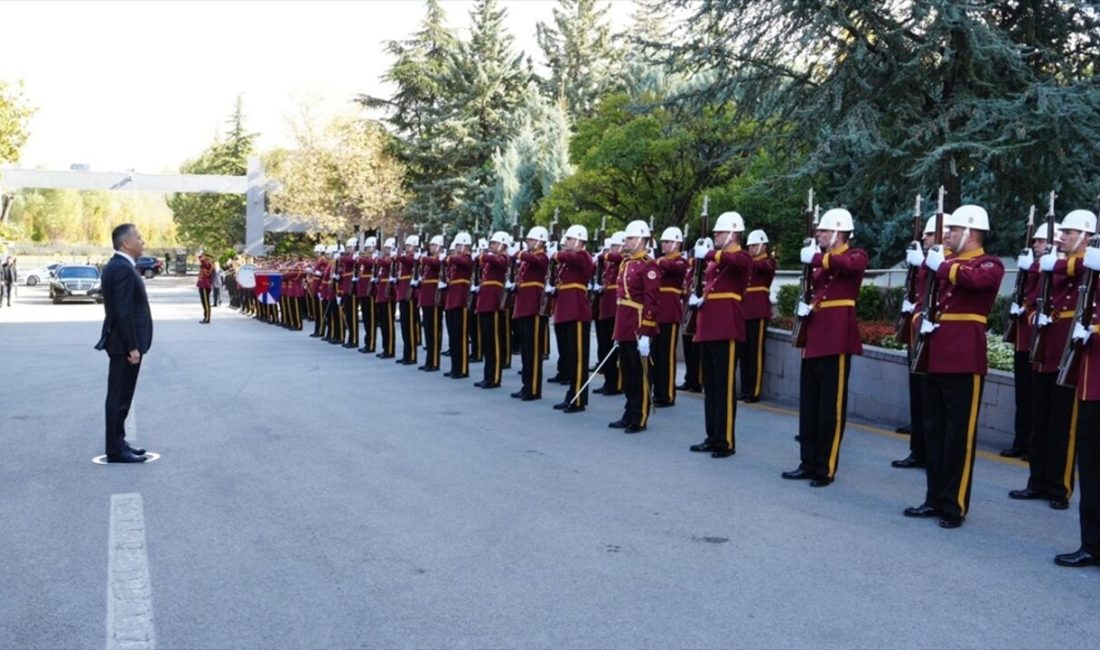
[{"left": 96, "top": 254, "right": 153, "bottom": 355}]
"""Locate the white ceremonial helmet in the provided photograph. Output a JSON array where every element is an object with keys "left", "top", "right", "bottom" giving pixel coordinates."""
[
  {"left": 364, "top": 236, "right": 378, "bottom": 248},
  {"left": 1032, "top": 222, "right": 1059, "bottom": 241},
  {"left": 746, "top": 229, "right": 769, "bottom": 246},
  {"left": 453, "top": 231, "right": 473, "bottom": 246},
  {"left": 923, "top": 215, "right": 941, "bottom": 236},
  {"left": 1061, "top": 209, "right": 1097, "bottom": 234},
  {"left": 661, "top": 227, "right": 683, "bottom": 243},
  {"left": 405, "top": 234, "right": 420, "bottom": 247},
  {"left": 490, "top": 231, "right": 509, "bottom": 244},
  {"left": 325, "top": 245, "right": 338, "bottom": 255},
  {"left": 818, "top": 208, "right": 855, "bottom": 232},
  {"left": 313, "top": 244, "right": 326, "bottom": 254},
  {"left": 430, "top": 235, "right": 445, "bottom": 247},
  {"left": 945, "top": 205, "right": 989, "bottom": 231},
  {"left": 624, "top": 220, "right": 651, "bottom": 238},
  {"left": 713, "top": 211, "right": 746, "bottom": 233},
  {"left": 526, "top": 226, "right": 549, "bottom": 242},
  {"left": 383, "top": 237, "right": 396, "bottom": 249},
  {"left": 346, "top": 237, "right": 358, "bottom": 248},
  {"left": 564, "top": 224, "right": 588, "bottom": 241},
  {"left": 609, "top": 231, "right": 626, "bottom": 246}
]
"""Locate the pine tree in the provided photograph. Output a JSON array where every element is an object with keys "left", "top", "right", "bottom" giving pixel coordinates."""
[{"left": 536, "top": 0, "right": 622, "bottom": 120}]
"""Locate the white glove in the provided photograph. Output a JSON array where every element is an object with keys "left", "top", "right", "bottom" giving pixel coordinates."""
[
  {"left": 1085, "top": 246, "right": 1100, "bottom": 272},
  {"left": 688, "top": 294, "right": 703, "bottom": 307},
  {"left": 505, "top": 281, "right": 516, "bottom": 291},
  {"left": 1017, "top": 251, "right": 1034, "bottom": 271},
  {"left": 1073, "top": 322, "right": 1092, "bottom": 344},
  {"left": 637, "top": 335, "right": 651, "bottom": 357},
  {"left": 545, "top": 285, "right": 556, "bottom": 295},
  {"left": 508, "top": 242, "right": 520, "bottom": 256},
  {"left": 925, "top": 245, "right": 945, "bottom": 272},
  {"left": 1037, "top": 313, "right": 1052, "bottom": 328},
  {"left": 410, "top": 279, "right": 420, "bottom": 287},
  {"left": 470, "top": 285, "right": 479, "bottom": 293},
  {"left": 920, "top": 319, "right": 938, "bottom": 335},
  {"left": 353, "top": 252, "right": 359, "bottom": 260},
  {"left": 1009, "top": 303, "right": 1023, "bottom": 316},
  {"left": 800, "top": 245, "right": 818, "bottom": 265},
  {"left": 901, "top": 299, "right": 915, "bottom": 314},
  {"left": 1040, "top": 252, "right": 1058, "bottom": 272},
  {"left": 438, "top": 281, "right": 448, "bottom": 290},
  {"left": 694, "top": 243, "right": 710, "bottom": 259},
  {"left": 313, "top": 270, "right": 323, "bottom": 277},
  {"left": 906, "top": 247, "right": 925, "bottom": 268},
  {"left": 335, "top": 296, "right": 342, "bottom": 305},
  {"left": 796, "top": 302, "right": 812, "bottom": 317},
  {"left": 547, "top": 242, "right": 559, "bottom": 256},
  {"left": 592, "top": 283, "right": 603, "bottom": 294},
  {"left": 371, "top": 276, "right": 379, "bottom": 284},
  {"left": 414, "top": 251, "right": 422, "bottom": 260},
  {"left": 439, "top": 253, "right": 447, "bottom": 261}
]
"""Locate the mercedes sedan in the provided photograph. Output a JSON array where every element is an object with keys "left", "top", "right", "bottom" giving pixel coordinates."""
[{"left": 49, "top": 265, "right": 102, "bottom": 304}]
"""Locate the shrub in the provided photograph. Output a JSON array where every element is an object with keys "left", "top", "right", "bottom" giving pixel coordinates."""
[
  {"left": 777, "top": 284, "right": 800, "bottom": 317},
  {"left": 987, "top": 295, "right": 1012, "bottom": 338},
  {"left": 856, "top": 285, "right": 883, "bottom": 322},
  {"left": 987, "top": 333, "right": 1015, "bottom": 372},
  {"left": 857, "top": 320, "right": 898, "bottom": 346}
]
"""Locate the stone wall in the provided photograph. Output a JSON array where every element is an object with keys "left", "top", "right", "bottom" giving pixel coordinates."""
[{"left": 761, "top": 329, "right": 1016, "bottom": 447}]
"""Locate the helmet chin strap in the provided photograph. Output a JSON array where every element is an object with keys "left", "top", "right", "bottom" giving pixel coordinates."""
[
  {"left": 957, "top": 228, "right": 971, "bottom": 253},
  {"left": 828, "top": 231, "right": 838, "bottom": 249}
]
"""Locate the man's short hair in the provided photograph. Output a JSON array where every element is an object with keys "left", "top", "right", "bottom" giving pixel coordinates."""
[{"left": 112, "top": 223, "right": 136, "bottom": 250}]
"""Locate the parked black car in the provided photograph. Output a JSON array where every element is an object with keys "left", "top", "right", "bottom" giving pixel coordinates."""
[
  {"left": 135, "top": 256, "right": 164, "bottom": 279},
  {"left": 49, "top": 265, "right": 102, "bottom": 304}
]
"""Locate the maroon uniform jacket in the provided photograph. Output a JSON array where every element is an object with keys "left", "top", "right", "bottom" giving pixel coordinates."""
[
  {"left": 598, "top": 251, "right": 622, "bottom": 320},
  {"left": 743, "top": 254, "right": 777, "bottom": 321},
  {"left": 196, "top": 258, "right": 214, "bottom": 290},
  {"left": 1013, "top": 262, "right": 1043, "bottom": 352},
  {"left": 925, "top": 248, "right": 1005, "bottom": 375},
  {"left": 355, "top": 256, "right": 374, "bottom": 298},
  {"left": 312, "top": 258, "right": 330, "bottom": 299},
  {"left": 418, "top": 255, "right": 441, "bottom": 305},
  {"left": 512, "top": 249, "right": 549, "bottom": 319},
  {"left": 693, "top": 246, "right": 751, "bottom": 343},
  {"left": 613, "top": 251, "right": 660, "bottom": 342},
  {"left": 395, "top": 254, "right": 416, "bottom": 302},
  {"left": 374, "top": 256, "right": 394, "bottom": 304},
  {"left": 655, "top": 253, "right": 688, "bottom": 324},
  {"left": 1077, "top": 297, "right": 1100, "bottom": 402},
  {"left": 803, "top": 244, "right": 868, "bottom": 359},
  {"left": 337, "top": 253, "right": 355, "bottom": 296},
  {"left": 284, "top": 265, "right": 304, "bottom": 298},
  {"left": 1035, "top": 254, "right": 1086, "bottom": 373},
  {"left": 553, "top": 250, "right": 596, "bottom": 323},
  {"left": 475, "top": 252, "right": 508, "bottom": 314},
  {"left": 444, "top": 253, "right": 473, "bottom": 311}
]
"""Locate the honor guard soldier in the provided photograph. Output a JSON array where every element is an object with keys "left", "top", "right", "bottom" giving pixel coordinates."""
[
  {"left": 197, "top": 250, "right": 214, "bottom": 323},
  {"left": 373, "top": 238, "right": 397, "bottom": 358},
  {"left": 687, "top": 211, "right": 751, "bottom": 457},
  {"left": 284, "top": 258, "right": 305, "bottom": 331},
  {"left": 443, "top": 232, "right": 473, "bottom": 379},
  {"left": 740, "top": 229, "right": 776, "bottom": 403},
  {"left": 1001, "top": 222, "right": 1055, "bottom": 458},
  {"left": 417, "top": 236, "right": 445, "bottom": 371},
  {"left": 500, "top": 234, "right": 517, "bottom": 371},
  {"left": 652, "top": 227, "right": 688, "bottom": 408},
  {"left": 356, "top": 236, "right": 378, "bottom": 353},
  {"left": 593, "top": 232, "right": 625, "bottom": 396},
  {"left": 892, "top": 215, "right": 943, "bottom": 469},
  {"left": 782, "top": 208, "right": 868, "bottom": 487},
  {"left": 309, "top": 247, "right": 331, "bottom": 339},
  {"left": 1010, "top": 209, "right": 1096, "bottom": 511},
  {"left": 511, "top": 227, "right": 551, "bottom": 401},
  {"left": 609, "top": 220, "right": 660, "bottom": 433},
  {"left": 324, "top": 245, "right": 345, "bottom": 344},
  {"left": 551, "top": 225, "right": 596, "bottom": 413},
  {"left": 678, "top": 255, "right": 705, "bottom": 393},
  {"left": 396, "top": 235, "right": 420, "bottom": 365},
  {"left": 474, "top": 232, "right": 510, "bottom": 388},
  {"left": 338, "top": 241, "right": 357, "bottom": 348},
  {"left": 1055, "top": 242, "right": 1100, "bottom": 567},
  {"left": 468, "top": 237, "right": 487, "bottom": 364},
  {"left": 903, "top": 205, "right": 1004, "bottom": 528}
]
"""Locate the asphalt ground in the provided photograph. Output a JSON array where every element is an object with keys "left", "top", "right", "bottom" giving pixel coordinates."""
[{"left": 1, "top": 276, "right": 1098, "bottom": 649}]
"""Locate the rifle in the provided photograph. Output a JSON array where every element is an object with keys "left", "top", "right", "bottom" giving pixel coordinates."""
[
  {"left": 468, "top": 217, "right": 483, "bottom": 310},
  {"left": 791, "top": 189, "right": 817, "bottom": 348},
  {"left": 389, "top": 228, "right": 403, "bottom": 302},
  {"left": 682, "top": 195, "right": 709, "bottom": 337},
  {"left": 895, "top": 194, "right": 923, "bottom": 340},
  {"left": 590, "top": 215, "right": 608, "bottom": 319},
  {"left": 910, "top": 186, "right": 946, "bottom": 373},
  {"left": 502, "top": 211, "right": 521, "bottom": 311},
  {"left": 1030, "top": 191, "right": 1058, "bottom": 365},
  {"left": 1057, "top": 233, "right": 1100, "bottom": 387},
  {"left": 1003, "top": 205, "right": 1036, "bottom": 343},
  {"left": 538, "top": 208, "right": 561, "bottom": 318}
]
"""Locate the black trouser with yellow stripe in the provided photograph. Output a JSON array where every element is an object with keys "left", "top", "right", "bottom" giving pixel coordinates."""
[
  {"left": 375, "top": 301, "right": 395, "bottom": 356},
  {"left": 292, "top": 296, "right": 304, "bottom": 330},
  {"left": 343, "top": 295, "right": 359, "bottom": 346},
  {"left": 198, "top": 288, "right": 212, "bottom": 322},
  {"left": 501, "top": 311, "right": 513, "bottom": 369},
  {"left": 479, "top": 310, "right": 504, "bottom": 386},
  {"left": 468, "top": 307, "right": 482, "bottom": 362},
  {"left": 701, "top": 339, "right": 738, "bottom": 452},
  {"left": 446, "top": 307, "right": 469, "bottom": 376},
  {"left": 905, "top": 344, "right": 927, "bottom": 461},
  {"left": 516, "top": 315, "right": 544, "bottom": 398},
  {"left": 619, "top": 341, "right": 650, "bottom": 428},
  {"left": 1010, "top": 351, "right": 1033, "bottom": 454},
  {"left": 359, "top": 295, "right": 375, "bottom": 351},
  {"left": 1028, "top": 373, "right": 1078, "bottom": 501},
  {"left": 739, "top": 318, "right": 767, "bottom": 400},
  {"left": 541, "top": 316, "right": 551, "bottom": 359},
  {"left": 557, "top": 320, "right": 591, "bottom": 407},
  {"left": 421, "top": 304, "right": 442, "bottom": 369},
  {"left": 651, "top": 322, "right": 679, "bottom": 405},
  {"left": 399, "top": 299, "right": 418, "bottom": 363},
  {"left": 1077, "top": 400, "right": 1100, "bottom": 554},
  {"left": 921, "top": 373, "right": 984, "bottom": 519},
  {"left": 595, "top": 317, "right": 621, "bottom": 392},
  {"left": 798, "top": 354, "right": 852, "bottom": 480},
  {"left": 681, "top": 334, "right": 703, "bottom": 389}
]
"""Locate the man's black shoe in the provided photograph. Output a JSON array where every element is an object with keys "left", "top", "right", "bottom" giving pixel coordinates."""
[
  {"left": 328, "top": 339, "right": 342, "bottom": 345},
  {"left": 343, "top": 343, "right": 357, "bottom": 349},
  {"left": 711, "top": 449, "right": 734, "bottom": 458},
  {"left": 1000, "top": 446, "right": 1027, "bottom": 458},
  {"left": 782, "top": 468, "right": 812, "bottom": 480},
  {"left": 547, "top": 376, "right": 565, "bottom": 384},
  {"left": 481, "top": 383, "right": 500, "bottom": 389},
  {"left": 511, "top": 390, "right": 527, "bottom": 399},
  {"left": 1054, "top": 549, "right": 1100, "bottom": 567},
  {"left": 653, "top": 400, "right": 675, "bottom": 408},
  {"left": 106, "top": 451, "right": 147, "bottom": 464},
  {"left": 608, "top": 420, "right": 628, "bottom": 429},
  {"left": 125, "top": 445, "right": 147, "bottom": 456},
  {"left": 359, "top": 347, "right": 372, "bottom": 353},
  {"left": 743, "top": 396, "right": 760, "bottom": 404},
  {"left": 424, "top": 367, "right": 440, "bottom": 372},
  {"left": 601, "top": 389, "right": 623, "bottom": 396},
  {"left": 904, "top": 504, "right": 939, "bottom": 518},
  {"left": 521, "top": 394, "right": 541, "bottom": 401},
  {"left": 810, "top": 477, "right": 833, "bottom": 487},
  {"left": 624, "top": 424, "right": 646, "bottom": 434},
  {"left": 474, "top": 381, "right": 486, "bottom": 387},
  {"left": 1050, "top": 498, "right": 1070, "bottom": 510},
  {"left": 309, "top": 333, "right": 323, "bottom": 338},
  {"left": 896, "top": 425, "right": 911, "bottom": 434},
  {"left": 563, "top": 405, "right": 586, "bottom": 414},
  {"left": 417, "top": 365, "right": 428, "bottom": 370},
  {"left": 451, "top": 374, "right": 468, "bottom": 379},
  {"left": 470, "top": 357, "right": 484, "bottom": 363},
  {"left": 1009, "top": 488, "right": 1045, "bottom": 500},
  {"left": 939, "top": 515, "right": 964, "bottom": 529},
  {"left": 891, "top": 455, "right": 926, "bottom": 469},
  {"left": 553, "top": 402, "right": 568, "bottom": 410},
  {"left": 690, "top": 441, "right": 715, "bottom": 453},
  {"left": 377, "top": 353, "right": 395, "bottom": 359}
]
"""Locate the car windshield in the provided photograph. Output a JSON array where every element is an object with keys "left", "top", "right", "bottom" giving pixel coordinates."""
[{"left": 57, "top": 267, "right": 99, "bottom": 279}]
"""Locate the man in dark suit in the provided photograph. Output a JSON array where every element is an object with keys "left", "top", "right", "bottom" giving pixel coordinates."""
[{"left": 96, "top": 224, "right": 154, "bottom": 463}]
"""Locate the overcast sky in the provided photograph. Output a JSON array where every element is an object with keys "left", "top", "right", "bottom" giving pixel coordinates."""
[{"left": 1, "top": 0, "right": 637, "bottom": 174}]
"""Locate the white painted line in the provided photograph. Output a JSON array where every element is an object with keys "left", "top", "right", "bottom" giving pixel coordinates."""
[{"left": 106, "top": 493, "right": 156, "bottom": 650}]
